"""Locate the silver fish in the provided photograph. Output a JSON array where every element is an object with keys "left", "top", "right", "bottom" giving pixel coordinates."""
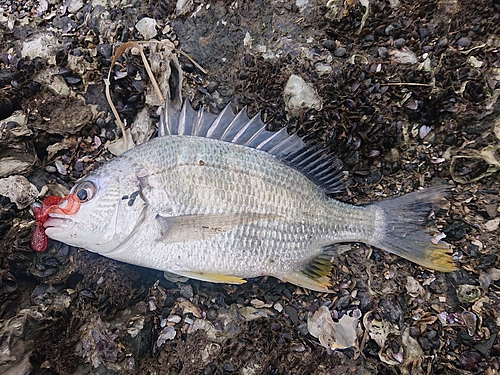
[{"left": 42, "top": 101, "right": 456, "bottom": 292}]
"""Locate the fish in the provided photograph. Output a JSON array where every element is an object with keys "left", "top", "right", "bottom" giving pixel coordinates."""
[{"left": 32, "top": 100, "right": 457, "bottom": 292}]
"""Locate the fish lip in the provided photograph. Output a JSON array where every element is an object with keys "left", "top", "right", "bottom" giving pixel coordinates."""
[{"left": 43, "top": 216, "right": 74, "bottom": 229}]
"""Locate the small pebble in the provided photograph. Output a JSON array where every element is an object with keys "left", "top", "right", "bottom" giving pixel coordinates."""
[
  {"left": 223, "top": 362, "right": 235, "bottom": 372},
  {"left": 96, "top": 44, "right": 112, "bottom": 59},
  {"left": 364, "top": 34, "right": 375, "bottom": 42},
  {"left": 437, "top": 37, "right": 448, "bottom": 48},
  {"left": 135, "top": 17, "right": 157, "bottom": 40},
  {"left": 206, "top": 309, "right": 217, "bottom": 321},
  {"left": 180, "top": 284, "right": 194, "bottom": 299},
  {"left": 285, "top": 305, "right": 299, "bottom": 325},
  {"left": 457, "top": 37, "right": 471, "bottom": 47},
  {"left": 385, "top": 22, "right": 401, "bottom": 35},
  {"left": 333, "top": 47, "right": 347, "bottom": 57},
  {"left": 394, "top": 38, "right": 405, "bottom": 48},
  {"left": 206, "top": 81, "right": 217, "bottom": 93},
  {"left": 297, "top": 323, "right": 309, "bottom": 336},
  {"left": 291, "top": 342, "right": 306, "bottom": 352},
  {"left": 167, "top": 314, "right": 182, "bottom": 324},
  {"left": 322, "top": 39, "right": 336, "bottom": 51},
  {"left": 378, "top": 47, "right": 389, "bottom": 59},
  {"left": 184, "top": 62, "right": 195, "bottom": 73},
  {"left": 273, "top": 302, "right": 283, "bottom": 313}
]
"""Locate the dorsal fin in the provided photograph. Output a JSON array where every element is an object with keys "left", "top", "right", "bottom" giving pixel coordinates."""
[{"left": 159, "top": 100, "right": 346, "bottom": 194}]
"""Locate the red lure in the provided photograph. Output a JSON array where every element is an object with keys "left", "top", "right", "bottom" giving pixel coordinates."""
[{"left": 30, "top": 194, "right": 82, "bottom": 252}]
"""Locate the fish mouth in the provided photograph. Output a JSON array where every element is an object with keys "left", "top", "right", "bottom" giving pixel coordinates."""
[{"left": 43, "top": 215, "right": 74, "bottom": 230}]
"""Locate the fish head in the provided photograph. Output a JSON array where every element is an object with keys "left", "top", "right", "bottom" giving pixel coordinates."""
[{"left": 44, "top": 170, "right": 146, "bottom": 254}]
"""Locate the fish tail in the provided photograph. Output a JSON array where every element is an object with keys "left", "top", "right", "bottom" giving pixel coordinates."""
[{"left": 369, "top": 186, "right": 457, "bottom": 272}]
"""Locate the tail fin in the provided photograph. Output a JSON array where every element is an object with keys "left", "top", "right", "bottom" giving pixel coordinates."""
[{"left": 369, "top": 186, "right": 457, "bottom": 272}]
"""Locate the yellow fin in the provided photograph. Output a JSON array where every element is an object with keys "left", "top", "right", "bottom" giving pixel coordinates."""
[
  {"left": 280, "top": 271, "right": 333, "bottom": 293},
  {"left": 425, "top": 244, "right": 457, "bottom": 272},
  {"left": 173, "top": 270, "right": 247, "bottom": 284}
]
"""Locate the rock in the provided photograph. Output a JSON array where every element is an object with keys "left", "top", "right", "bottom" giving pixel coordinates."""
[
  {"left": 322, "top": 39, "right": 336, "bottom": 51},
  {"left": 67, "top": 0, "right": 84, "bottom": 14},
  {"left": 136, "top": 17, "right": 157, "bottom": 40},
  {"left": 457, "top": 37, "right": 471, "bottom": 47},
  {"left": 0, "top": 175, "right": 38, "bottom": 209},
  {"left": 315, "top": 62, "right": 332, "bottom": 75},
  {"left": 24, "top": 93, "right": 94, "bottom": 135},
  {"left": 21, "top": 32, "right": 61, "bottom": 61},
  {"left": 394, "top": 38, "right": 406, "bottom": 48},
  {"left": 334, "top": 47, "right": 347, "bottom": 57},
  {"left": 283, "top": 74, "right": 322, "bottom": 117},
  {"left": 484, "top": 217, "right": 500, "bottom": 232},
  {"left": 0, "top": 111, "right": 31, "bottom": 143},
  {"left": 0, "top": 146, "right": 37, "bottom": 178},
  {"left": 378, "top": 46, "right": 389, "bottom": 59},
  {"left": 389, "top": 49, "right": 418, "bottom": 64}
]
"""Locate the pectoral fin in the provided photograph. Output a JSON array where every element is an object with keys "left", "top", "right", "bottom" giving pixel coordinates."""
[
  {"left": 173, "top": 270, "right": 247, "bottom": 284},
  {"left": 155, "top": 212, "right": 280, "bottom": 243}
]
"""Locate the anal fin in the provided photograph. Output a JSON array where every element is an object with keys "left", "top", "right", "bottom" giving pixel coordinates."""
[
  {"left": 279, "top": 272, "right": 332, "bottom": 293},
  {"left": 280, "top": 252, "right": 334, "bottom": 293},
  {"left": 173, "top": 270, "right": 247, "bottom": 284},
  {"left": 301, "top": 252, "right": 335, "bottom": 280}
]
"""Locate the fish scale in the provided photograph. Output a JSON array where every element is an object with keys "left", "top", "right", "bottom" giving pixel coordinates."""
[{"left": 40, "top": 100, "right": 456, "bottom": 292}]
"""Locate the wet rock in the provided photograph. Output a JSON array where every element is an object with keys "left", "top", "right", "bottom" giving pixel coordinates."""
[
  {"left": 377, "top": 47, "right": 389, "bottom": 59},
  {"left": 67, "top": 0, "right": 84, "bottom": 14},
  {"left": 334, "top": 47, "right": 347, "bottom": 57},
  {"left": 443, "top": 221, "right": 469, "bottom": 241},
  {"left": 0, "top": 175, "right": 38, "bottom": 209},
  {"left": 284, "top": 305, "right": 299, "bottom": 325},
  {"left": 459, "top": 350, "right": 482, "bottom": 370},
  {"left": 389, "top": 49, "right": 418, "bottom": 64},
  {"left": 97, "top": 44, "right": 112, "bottom": 59},
  {"left": 0, "top": 146, "right": 37, "bottom": 178},
  {"left": 0, "top": 111, "right": 29, "bottom": 136},
  {"left": 457, "top": 37, "right": 471, "bottom": 47},
  {"left": 223, "top": 361, "right": 235, "bottom": 372},
  {"left": 53, "top": 16, "right": 78, "bottom": 33},
  {"left": 394, "top": 38, "right": 406, "bottom": 48},
  {"left": 378, "top": 299, "right": 404, "bottom": 328},
  {"left": 24, "top": 93, "right": 94, "bottom": 135},
  {"left": 283, "top": 74, "right": 322, "bottom": 117},
  {"left": 136, "top": 17, "right": 157, "bottom": 40},
  {"left": 180, "top": 284, "right": 194, "bottom": 299},
  {"left": 385, "top": 22, "right": 401, "bottom": 35},
  {"left": 21, "top": 32, "right": 61, "bottom": 60},
  {"left": 322, "top": 39, "right": 336, "bottom": 51}
]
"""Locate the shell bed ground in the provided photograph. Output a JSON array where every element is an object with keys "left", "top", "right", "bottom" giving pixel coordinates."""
[{"left": 0, "top": 0, "right": 499, "bottom": 374}]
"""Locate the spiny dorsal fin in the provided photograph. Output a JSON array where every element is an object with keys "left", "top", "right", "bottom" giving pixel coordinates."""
[{"left": 159, "top": 100, "right": 346, "bottom": 194}]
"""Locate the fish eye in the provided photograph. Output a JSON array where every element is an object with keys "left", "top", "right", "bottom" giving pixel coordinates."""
[{"left": 74, "top": 181, "right": 96, "bottom": 202}]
